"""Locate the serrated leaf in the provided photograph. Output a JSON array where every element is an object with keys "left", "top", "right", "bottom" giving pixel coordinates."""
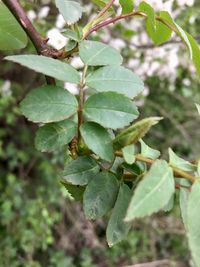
[
  {"left": 122, "top": 145, "right": 135, "bottom": 165},
  {"left": 83, "top": 92, "right": 139, "bottom": 129},
  {"left": 113, "top": 117, "right": 162, "bottom": 150},
  {"left": 187, "top": 181, "right": 200, "bottom": 267},
  {"left": 5, "top": 55, "right": 80, "bottom": 84},
  {"left": 79, "top": 40, "right": 123, "bottom": 66},
  {"left": 139, "top": 2, "right": 172, "bottom": 45},
  {"left": 83, "top": 172, "right": 119, "bottom": 219},
  {"left": 61, "top": 181, "right": 85, "bottom": 201},
  {"left": 140, "top": 139, "right": 160, "bottom": 160},
  {"left": 35, "top": 120, "right": 77, "bottom": 152},
  {"left": 80, "top": 122, "right": 114, "bottom": 162},
  {"left": 125, "top": 160, "right": 175, "bottom": 221},
  {"left": 119, "top": 0, "right": 134, "bottom": 14},
  {"left": 0, "top": 2, "right": 27, "bottom": 50},
  {"left": 20, "top": 86, "right": 78, "bottom": 123},
  {"left": 62, "top": 156, "right": 100, "bottom": 185},
  {"left": 106, "top": 184, "right": 132, "bottom": 247},
  {"left": 169, "top": 148, "right": 196, "bottom": 172},
  {"left": 86, "top": 66, "right": 144, "bottom": 98},
  {"left": 196, "top": 103, "right": 200, "bottom": 115},
  {"left": 55, "top": 0, "right": 83, "bottom": 25}
]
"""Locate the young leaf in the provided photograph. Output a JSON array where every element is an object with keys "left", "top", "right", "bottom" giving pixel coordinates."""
[
  {"left": 187, "top": 182, "right": 200, "bottom": 267},
  {"left": 5, "top": 55, "right": 80, "bottom": 84},
  {"left": 20, "top": 86, "right": 78, "bottom": 123},
  {"left": 62, "top": 156, "right": 100, "bottom": 186},
  {"left": 0, "top": 2, "right": 27, "bottom": 50},
  {"left": 119, "top": 0, "right": 134, "bottom": 14},
  {"left": 83, "top": 172, "right": 119, "bottom": 219},
  {"left": 139, "top": 2, "right": 172, "bottom": 45},
  {"left": 35, "top": 120, "right": 77, "bottom": 152},
  {"left": 86, "top": 66, "right": 144, "bottom": 98},
  {"left": 125, "top": 160, "right": 175, "bottom": 221},
  {"left": 80, "top": 122, "right": 114, "bottom": 162},
  {"left": 140, "top": 139, "right": 160, "bottom": 160},
  {"left": 113, "top": 117, "right": 162, "bottom": 150},
  {"left": 106, "top": 184, "right": 132, "bottom": 247},
  {"left": 83, "top": 92, "right": 139, "bottom": 129},
  {"left": 79, "top": 40, "right": 123, "bottom": 66},
  {"left": 55, "top": 0, "right": 83, "bottom": 25},
  {"left": 168, "top": 148, "right": 196, "bottom": 172},
  {"left": 122, "top": 145, "right": 135, "bottom": 165}
]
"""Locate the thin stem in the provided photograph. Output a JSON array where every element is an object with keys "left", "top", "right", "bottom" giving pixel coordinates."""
[
  {"left": 96, "top": 0, "right": 115, "bottom": 21},
  {"left": 115, "top": 152, "right": 196, "bottom": 183},
  {"left": 78, "top": 65, "right": 88, "bottom": 140}
]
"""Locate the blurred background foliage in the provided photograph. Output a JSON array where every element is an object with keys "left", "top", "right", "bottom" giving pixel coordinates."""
[{"left": 0, "top": 0, "right": 200, "bottom": 266}]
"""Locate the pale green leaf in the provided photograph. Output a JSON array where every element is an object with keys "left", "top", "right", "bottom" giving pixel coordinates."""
[
  {"left": 83, "top": 172, "right": 119, "bottom": 219},
  {"left": 163, "top": 195, "right": 174, "bottom": 212},
  {"left": 140, "top": 139, "right": 160, "bottom": 160},
  {"left": 62, "top": 156, "right": 100, "bottom": 186},
  {"left": 179, "top": 179, "right": 190, "bottom": 230},
  {"left": 106, "top": 184, "right": 132, "bottom": 247},
  {"left": 80, "top": 122, "right": 114, "bottom": 162},
  {"left": 5, "top": 55, "right": 80, "bottom": 84},
  {"left": 119, "top": 0, "right": 134, "bottom": 14},
  {"left": 196, "top": 103, "right": 200, "bottom": 115},
  {"left": 62, "top": 29, "right": 80, "bottom": 41},
  {"left": 35, "top": 120, "right": 77, "bottom": 152},
  {"left": 83, "top": 92, "right": 139, "bottom": 129},
  {"left": 187, "top": 181, "right": 200, "bottom": 267},
  {"left": 55, "top": 0, "right": 83, "bottom": 25},
  {"left": 113, "top": 117, "right": 162, "bottom": 150},
  {"left": 122, "top": 145, "right": 135, "bottom": 165},
  {"left": 79, "top": 40, "right": 123, "bottom": 66},
  {"left": 125, "top": 160, "right": 175, "bottom": 221},
  {"left": 20, "top": 86, "right": 78, "bottom": 123},
  {"left": 169, "top": 148, "right": 196, "bottom": 172},
  {"left": 0, "top": 2, "right": 27, "bottom": 50},
  {"left": 86, "top": 66, "right": 144, "bottom": 98}
]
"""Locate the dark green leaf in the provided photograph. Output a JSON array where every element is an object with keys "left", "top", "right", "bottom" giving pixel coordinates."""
[
  {"left": 61, "top": 181, "right": 85, "bottom": 201},
  {"left": 62, "top": 156, "right": 100, "bottom": 185},
  {"left": 106, "top": 184, "right": 132, "bottom": 247},
  {"left": 5, "top": 55, "right": 80, "bottom": 84},
  {"left": 83, "top": 92, "right": 139, "bottom": 129},
  {"left": 125, "top": 160, "right": 175, "bottom": 221},
  {"left": 0, "top": 2, "right": 27, "bottom": 50},
  {"left": 83, "top": 172, "right": 119, "bottom": 219},
  {"left": 35, "top": 120, "right": 77, "bottom": 152},
  {"left": 86, "top": 66, "right": 144, "bottom": 98},
  {"left": 20, "top": 86, "right": 78, "bottom": 123},
  {"left": 79, "top": 40, "right": 123, "bottom": 66},
  {"left": 55, "top": 0, "right": 83, "bottom": 25},
  {"left": 113, "top": 117, "right": 162, "bottom": 150},
  {"left": 80, "top": 122, "right": 114, "bottom": 162}
]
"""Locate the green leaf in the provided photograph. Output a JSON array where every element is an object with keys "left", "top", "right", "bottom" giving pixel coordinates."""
[
  {"left": 35, "top": 120, "right": 77, "bottom": 152},
  {"left": 61, "top": 181, "right": 85, "bottom": 201},
  {"left": 0, "top": 2, "right": 27, "bottom": 50},
  {"left": 122, "top": 145, "right": 135, "bottom": 165},
  {"left": 5, "top": 55, "right": 80, "bottom": 84},
  {"left": 62, "top": 156, "right": 100, "bottom": 186},
  {"left": 187, "top": 181, "right": 200, "bottom": 267},
  {"left": 195, "top": 103, "right": 200, "bottom": 115},
  {"left": 119, "top": 0, "right": 134, "bottom": 14},
  {"left": 55, "top": 0, "right": 83, "bottom": 25},
  {"left": 80, "top": 122, "right": 114, "bottom": 162},
  {"left": 179, "top": 179, "right": 190, "bottom": 230},
  {"left": 106, "top": 184, "right": 132, "bottom": 247},
  {"left": 20, "top": 86, "right": 78, "bottom": 123},
  {"left": 91, "top": 0, "right": 109, "bottom": 8},
  {"left": 125, "top": 160, "right": 175, "bottom": 221},
  {"left": 83, "top": 172, "right": 119, "bottom": 219},
  {"left": 79, "top": 40, "right": 123, "bottom": 66},
  {"left": 168, "top": 148, "right": 196, "bottom": 172},
  {"left": 86, "top": 66, "right": 144, "bottom": 98},
  {"left": 113, "top": 117, "right": 162, "bottom": 150},
  {"left": 198, "top": 161, "right": 200, "bottom": 176},
  {"left": 83, "top": 92, "right": 139, "bottom": 129},
  {"left": 140, "top": 139, "right": 160, "bottom": 160},
  {"left": 62, "top": 29, "right": 80, "bottom": 41},
  {"left": 139, "top": 3, "right": 172, "bottom": 45},
  {"left": 163, "top": 195, "right": 174, "bottom": 212}
]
